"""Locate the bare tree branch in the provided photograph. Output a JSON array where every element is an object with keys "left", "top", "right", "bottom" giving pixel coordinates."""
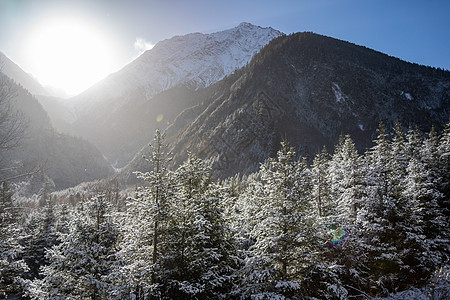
[
  {"left": 0, "top": 64, "right": 29, "bottom": 184},
  {"left": 1, "top": 164, "right": 43, "bottom": 182}
]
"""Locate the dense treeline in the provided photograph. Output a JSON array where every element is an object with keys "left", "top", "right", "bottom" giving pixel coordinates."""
[{"left": 1, "top": 122, "right": 449, "bottom": 299}]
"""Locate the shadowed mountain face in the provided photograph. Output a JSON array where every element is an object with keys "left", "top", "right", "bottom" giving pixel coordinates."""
[
  {"left": 0, "top": 73, "right": 113, "bottom": 193},
  {"left": 122, "top": 32, "right": 449, "bottom": 181},
  {"left": 64, "top": 23, "right": 282, "bottom": 167}
]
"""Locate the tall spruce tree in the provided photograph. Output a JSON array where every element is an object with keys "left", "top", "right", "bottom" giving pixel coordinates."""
[
  {"left": 326, "top": 135, "right": 365, "bottom": 296},
  {"left": 161, "top": 153, "right": 238, "bottom": 298},
  {"left": 0, "top": 181, "right": 28, "bottom": 297},
  {"left": 240, "top": 141, "right": 316, "bottom": 298},
  {"left": 389, "top": 123, "right": 428, "bottom": 286},
  {"left": 119, "top": 129, "right": 174, "bottom": 299},
  {"left": 404, "top": 125, "right": 450, "bottom": 275},
  {"left": 358, "top": 122, "right": 421, "bottom": 294},
  {"left": 309, "top": 145, "right": 349, "bottom": 299},
  {"left": 21, "top": 195, "right": 58, "bottom": 280},
  {"left": 26, "top": 194, "right": 120, "bottom": 299},
  {"left": 329, "top": 135, "right": 364, "bottom": 223},
  {"left": 437, "top": 120, "right": 450, "bottom": 217}
]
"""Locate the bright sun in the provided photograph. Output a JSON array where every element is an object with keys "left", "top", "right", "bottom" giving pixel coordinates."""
[{"left": 22, "top": 15, "right": 118, "bottom": 96}]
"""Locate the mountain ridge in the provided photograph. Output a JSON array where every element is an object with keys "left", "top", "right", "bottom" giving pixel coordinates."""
[
  {"left": 0, "top": 51, "right": 49, "bottom": 96},
  {"left": 70, "top": 22, "right": 282, "bottom": 116},
  {"left": 121, "top": 31, "right": 449, "bottom": 181},
  {"left": 5, "top": 25, "right": 448, "bottom": 187},
  {"left": 62, "top": 22, "right": 282, "bottom": 167}
]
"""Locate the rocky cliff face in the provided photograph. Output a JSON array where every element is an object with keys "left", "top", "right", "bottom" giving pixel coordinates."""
[{"left": 123, "top": 32, "right": 449, "bottom": 181}]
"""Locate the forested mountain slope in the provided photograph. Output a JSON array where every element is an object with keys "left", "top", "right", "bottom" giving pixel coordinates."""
[
  {"left": 0, "top": 73, "right": 112, "bottom": 193},
  {"left": 125, "top": 32, "right": 449, "bottom": 180}
]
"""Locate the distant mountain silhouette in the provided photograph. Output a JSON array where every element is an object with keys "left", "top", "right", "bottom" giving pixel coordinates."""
[{"left": 0, "top": 51, "right": 49, "bottom": 96}]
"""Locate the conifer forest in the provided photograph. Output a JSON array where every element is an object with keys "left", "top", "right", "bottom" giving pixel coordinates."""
[
  {"left": 1, "top": 121, "right": 449, "bottom": 299},
  {"left": 1, "top": 2, "right": 450, "bottom": 299}
]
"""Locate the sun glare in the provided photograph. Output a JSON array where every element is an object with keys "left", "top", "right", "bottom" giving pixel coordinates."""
[{"left": 21, "top": 15, "right": 118, "bottom": 96}]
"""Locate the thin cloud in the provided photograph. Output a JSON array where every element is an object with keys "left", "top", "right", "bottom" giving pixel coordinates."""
[{"left": 134, "top": 37, "right": 154, "bottom": 54}]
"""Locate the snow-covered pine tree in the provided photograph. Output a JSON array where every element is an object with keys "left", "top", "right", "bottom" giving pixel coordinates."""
[
  {"left": 402, "top": 154, "right": 444, "bottom": 283},
  {"left": 240, "top": 140, "right": 316, "bottom": 299},
  {"left": 388, "top": 123, "right": 428, "bottom": 287},
  {"left": 161, "top": 153, "right": 238, "bottom": 298},
  {"left": 0, "top": 181, "right": 28, "bottom": 297},
  {"left": 329, "top": 134, "right": 364, "bottom": 223},
  {"left": 326, "top": 134, "right": 365, "bottom": 287},
  {"left": 358, "top": 122, "right": 419, "bottom": 294},
  {"left": 21, "top": 194, "right": 58, "bottom": 280},
  {"left": 437, "top": 120, "right": 450, "bottom": 219},
  {"left": 119, "top": 129, "right": 174, "bottom": 299},
  {"left": 362, "top": 122, "right": 400, "bottom": 294},
  {"left": 403, "top": 125, "right": 450, "bottom": 278},
  {"left": 308, "top": 145, "right": 349, "bottom": 299},
  {"left": 26, "top": 194, "right": 120, "bottom": 299},
  {"left": 230, "top": 172, "right": 265, "bottom": 296}
]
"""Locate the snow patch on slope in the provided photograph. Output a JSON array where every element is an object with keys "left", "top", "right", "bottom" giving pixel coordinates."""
[
  {"left": 400, "top": 91, "right": 413, "bottom": 101},
  {"left": 332, "top": 83, "right": 347, "bottom": 103}
]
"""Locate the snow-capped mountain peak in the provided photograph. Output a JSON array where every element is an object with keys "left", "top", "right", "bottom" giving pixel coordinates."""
[
  {"left": 71, "top": 23, "right": 282, "bottom": 114},
  {"left": 134, "top": 22, "right": 282, "bottom": 87}
]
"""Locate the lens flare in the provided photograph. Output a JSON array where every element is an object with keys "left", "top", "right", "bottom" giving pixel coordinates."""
[{"left": 330, "top": 225, "right": 346, "bottom": 247}]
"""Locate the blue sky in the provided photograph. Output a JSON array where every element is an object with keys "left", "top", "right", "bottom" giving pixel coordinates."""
[{"left": 0, "top": 0, "right": 448, "bottom": 93}]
